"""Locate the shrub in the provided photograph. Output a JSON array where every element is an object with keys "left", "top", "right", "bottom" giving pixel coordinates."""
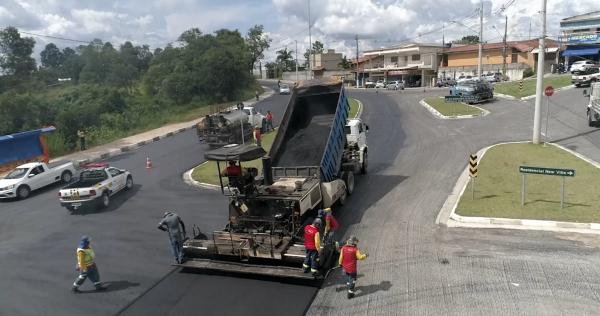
[{"left": 523, "top": 68, "right": 535, "bottom": 78}]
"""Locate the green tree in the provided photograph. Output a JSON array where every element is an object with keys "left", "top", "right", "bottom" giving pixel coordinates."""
[
  {"left": 0, "top": 26, "right": 36, "bottom": 77},
  {"left": 276, "top": 48, "right": 295, "bottom": 72},
  {"left": 339, "top": 55, "right": 352, "bottom": 69},
  {"left": 40, "top": 43, "right": 64, "bottom": 69},
  {"left": 452, "top": 35, "right": 479, "bottom": 44},
  {"left": 303, "top": 40, "right": 325, "bottom": 67},
  {"left": 245, "top": 25, "right": 271, "bottom": 73}
]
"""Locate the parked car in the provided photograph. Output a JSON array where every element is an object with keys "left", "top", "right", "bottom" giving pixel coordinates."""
[
  {"left": 279, "top": 84, "right": 290, "bottom": 94},
  {"left": 456, "top": 75, "right": 474, "bottom": 84},
  {"left": 375, "top": 80, "right": 386, "bottom": 88},
  {"left": 570, "top": 60, "right": 596, "bottom": 73},
  {"left": 0, "top": 161, "right": 76, "bottom": 199},
  {"left": 58, "top": 163, "right": 132, "bottom": 211},
  {"left": 436, "top": 78, "right": 457, "bottom": 87},
  {"left": 364, "top": 79, "right": 375, "bottom": 88},
  {"left": 386, "top": 80, "right": 405, "bottom": 90},
  {"left": 572, "top": 67, "right": 600, "bottom": 87},
  {"left": 449, "top": 81, "right": 494, "bottom": 103},
  {"left": 483, "top": 72, "right": 501, "bottom": 83},
  {"left": 242, "top": 106, "right": 266, "bottom": 132}
]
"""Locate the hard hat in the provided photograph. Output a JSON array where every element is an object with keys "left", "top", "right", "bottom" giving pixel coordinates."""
[
  {"left": 312, "top": 218, "right": 322, "bottom": 228},
  {"left": 346, "top": 236, "right": 359, "bottom": 246},
  {"left": 80, "top": 235, "right": 91, "bottom": 243},
  {"left": 163, "top": 211, "right": 173, "bottom": 218},
  {"left": 324, "top": 207, "right": 332, "bottom": 212}
]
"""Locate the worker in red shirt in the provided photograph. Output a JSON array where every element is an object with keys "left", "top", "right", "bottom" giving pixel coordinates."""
[
  {"left": 338, "top": 236, "right": 368, "bottom": 299},
  {"left": 265, "top": 111, "right": 274, "bottom": 132},
  {"left": 318, "top": 208, "right": 339, "bottom": 245},
  {"left": 221, "top": 160, "right": 242, "bottom": 177},
  {"left": 253, "top": 127, "right": 262, "bottom": 147},
  {"left": 303, "top": 218, "right": 322, "bottom": 276}
]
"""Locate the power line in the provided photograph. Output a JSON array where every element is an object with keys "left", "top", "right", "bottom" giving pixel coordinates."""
[{"left": 17, "top": 30, "right": 91, "bottom": 44}]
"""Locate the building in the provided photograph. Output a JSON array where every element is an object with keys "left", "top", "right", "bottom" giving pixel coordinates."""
[
  {"left": 310, "top": 49, "right": 344, "bottom": 78},
  {"left": 360, "top": 43, "right": 443, "bottom": 87},
  {"left": 559, "top": 11, "right": 600, "bottom": 66},
  {"left": 439, "top": 39, "right": 559, "bottom": 80}
]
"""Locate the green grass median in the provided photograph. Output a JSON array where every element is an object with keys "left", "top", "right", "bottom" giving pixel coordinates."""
[
  {"left": 191, "top": 130, "right": 277, "bottom": 185},
  {"left": 456, "top": 143, "right": 600, "bottom": 223},
  {"left": 349, "top": 98, "right": 360, "bottom": 118},
  {"left": 423, "top": 97, "right": 482, "bottom": 117},
  {"left": 494, "top": 75, "right": 571, "bottom": 99}
]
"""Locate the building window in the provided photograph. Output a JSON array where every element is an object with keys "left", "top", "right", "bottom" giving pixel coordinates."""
[
  {"left": 390, "top": 56, "right": 398, "bottom": 63},
  {"left": 411, "top": 54, "right": 420, "bottom": 61}
]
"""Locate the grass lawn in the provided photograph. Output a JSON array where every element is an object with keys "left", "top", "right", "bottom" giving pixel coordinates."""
[
  {"left": 493, "top": 75, "right": 571, "bottom": 98},
  {"left": 423, "top": 97, "right": 482, "bottom": 117},
  {"left": 456, "top": 143, "right": 600, "bottom": 223},
  {"left": 191, "top": 129, "right": 278, "bottom": 185},
  {"left": 349, "top": 98, "right": 360, "bottom": 118}
]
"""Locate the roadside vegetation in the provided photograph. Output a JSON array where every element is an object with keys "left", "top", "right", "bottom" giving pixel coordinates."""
[
  {"left": 493, "top": 74, "right": 571, "bottom": 98},
  {"left": 423, "top": 97, "right": 482, "bottom": 117},
  {"left": 0, "top": 25, "right": 272, "bottom": 157},
  {"left": 456, "top": 143, "right": 600, "bottom": 223}
]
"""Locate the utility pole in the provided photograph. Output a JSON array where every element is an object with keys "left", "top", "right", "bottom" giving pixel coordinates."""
[
  {"left": 307, "top": 0, "right": 312, "bottom": 79},
  {"left": 503, "top": 14, "right": 508, "bottom": 76},
  {"left": 532, "top": 0, "right": 547, "bottom": 144},
  {"left": 528, "top": 18, "right": 532, "bottom": 40},
  {"left": 478, "top": 0, "right": 483, "bottom": 78},
  {"left": 355, "top": 34, "right": 359, "bottom": 87},
  {"left": 295, "top": 40, "right": 299, "bottom": 82}
]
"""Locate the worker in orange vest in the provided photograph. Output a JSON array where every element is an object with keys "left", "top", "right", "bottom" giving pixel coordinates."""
[
  {"left": 338, "top": 236, "right": 368, "bottom": 299},
  {"left": 303, "top": 218, "right": 322, "bottom": 276}
]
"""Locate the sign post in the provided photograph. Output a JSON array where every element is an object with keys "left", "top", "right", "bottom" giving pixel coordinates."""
[
  {"left": 469, "top": 154, "right": 478, "bottom": 200},
  {"left": 519, "top": 80, "right": 523, "bottom": 97},
  {"left": 544, "top": 85, "right": 554, "bottom": 144},
  {"left": 519, "top": 166, "right": 574, "bottom": 208}
]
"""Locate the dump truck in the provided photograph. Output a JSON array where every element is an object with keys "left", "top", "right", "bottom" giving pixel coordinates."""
[
  {"left": 196, "top": 109, "right": 253, "bottom": 147},
  {"left": 180, "top": 80, "right": 368, "bottom": 282}
]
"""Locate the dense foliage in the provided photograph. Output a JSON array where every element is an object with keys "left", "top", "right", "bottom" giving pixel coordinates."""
[{"left": 0, "top": 26, "right": 269, "bottom": 153}]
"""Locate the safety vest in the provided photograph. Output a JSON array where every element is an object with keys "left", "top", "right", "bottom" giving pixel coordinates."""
[
  {"left": 77, "top": 247, "right": 95, "bottom": 267},
  {"left": 341, "top": 245, "right": 358, "bottom": 274},
  {"left": 304, "top": 225, "right": 318, "bottom": 250},
  {"left": 326, "top": 214, "right": 339, "bottom": 231}
]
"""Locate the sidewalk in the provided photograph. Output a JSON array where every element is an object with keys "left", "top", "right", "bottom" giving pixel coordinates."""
[{"left": 2, "top": 87, "right": 274, "bottom": 174}]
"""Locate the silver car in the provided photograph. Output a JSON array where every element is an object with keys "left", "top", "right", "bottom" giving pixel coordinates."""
[
  {"left": 279, "top": 84, "right": 290, "bottom": 94},
  {"left": 386, "top": 80, "right": 405, "bottom": 90}
]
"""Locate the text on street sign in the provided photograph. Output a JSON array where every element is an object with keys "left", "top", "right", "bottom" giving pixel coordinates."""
[{"left": 519, "top": 166, "right": 574, "bottom": 177}]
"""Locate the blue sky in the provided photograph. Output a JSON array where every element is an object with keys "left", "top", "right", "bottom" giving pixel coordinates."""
[{"left": 1, "top": 0, "right": 598, "bottom": 62}]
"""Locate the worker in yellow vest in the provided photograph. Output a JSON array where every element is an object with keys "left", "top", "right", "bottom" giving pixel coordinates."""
[{"left": 72, "top": 236, "right": 106, "bottom": 293}]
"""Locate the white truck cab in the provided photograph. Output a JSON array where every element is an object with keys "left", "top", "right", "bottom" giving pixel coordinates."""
[
  {"left": 345, "top": 118, "right": 369, "bottom": 174},
  {"left": 0, "top": 161, "right": 76, "bottom": 199},
  {"left": 585, "top": 82, "right": 600, "bottom": 126},
  {"left": 242, "top": 106, "right": 266, "bottom": 130}
]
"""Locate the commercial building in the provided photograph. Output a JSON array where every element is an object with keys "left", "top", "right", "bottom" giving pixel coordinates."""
[
  {"left": 310, "top": 49, "right": 345, "bottom": 79},
  {"left": 359, "top": 43, "right": 443, "bottom": 87},
  {"left": 559, "top": 11, "right": 600, "bottom": 65},
  {"left": 439, "top": 39, "right": 559, "bottom": 80}
]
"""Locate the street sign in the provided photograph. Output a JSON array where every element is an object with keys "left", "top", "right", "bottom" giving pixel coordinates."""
[
  {"left": 519, "top": 166, "right": 574, "bottom": 177},
  {"left": 519, "top": 80, "right": 523, "bottom": 91},
  {"left": 469, "top": 154, "right": 478, "bottom": 177},
  {"left": 445, "top": 95, "right": 477, "bottom": 103},
  {"left": 545, "top": 85, "right": 554, "bottom": 97}
]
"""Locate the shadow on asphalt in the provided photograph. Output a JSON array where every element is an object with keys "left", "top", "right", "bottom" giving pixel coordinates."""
[
  {"left": 70, "top": 184, "right": 142, "bottom": 215},
  {"left": 103, "top": 280, "right": 141, "bottom": 292},
  {"left": 552, "top": 128, "right": 600, "bottom": 143}
]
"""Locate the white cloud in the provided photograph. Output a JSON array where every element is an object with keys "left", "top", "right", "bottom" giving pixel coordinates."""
[
  {"left": 40, "top": 13, "right": 75, "bottom": 35},
  {"left": 71, "top": 9, "right": 128, "bottom": 33},
  {"left": 0, "top": 6, "right": 16, "bottom": 19}
]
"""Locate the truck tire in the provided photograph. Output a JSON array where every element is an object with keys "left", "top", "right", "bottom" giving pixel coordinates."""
[
  {"left": 342, "top": 171, "right": 354, "bottom": 195},
  {"left": 361, "top": 151, "right": 368, "bottom": 175},
  {"left": 17, "top": 185, "right": 30, "bottom": 199},
  {"left": 61, "top": 171, "right": 72, "bottom": 183},
  {"left": 338, "top": 189, "right": 347, "bottom": 206},
  {"left": 125, "top": 176, "right": 133, "bottom": 190},
  {"left": 100, "top": 192, "right": 110, "bottom": 208}
]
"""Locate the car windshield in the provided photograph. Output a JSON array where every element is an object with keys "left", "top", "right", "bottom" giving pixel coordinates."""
[
  {"left": 4, "top": 168, "right": 29, "bottom": 179},
  {"left": 456, "top": 84, "right": 475, "bottom": 91},
  {"left": 80, "top": 169, "right": 108, "bottom": 181},
  {"left": 280, "top": 85, "right": 288, "bottom": 89}
]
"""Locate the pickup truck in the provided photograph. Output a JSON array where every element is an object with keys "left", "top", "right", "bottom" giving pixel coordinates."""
[
  {"left": 58, "top": 163, "right": 133, "bottom": 211},
  {"left": 0, "top": 161, "right": 76, "bottom": 199},
  {"left": 585, "top": 82, "right": 600, "bottom": 126},
  {"left": 242, "top": 106, "right": 266, "bottom": 131},
  {"left": 572, "top": 67, "right": 600, "bottom": 87}
]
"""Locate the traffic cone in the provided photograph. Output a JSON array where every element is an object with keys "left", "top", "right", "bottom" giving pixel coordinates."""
[{"left": 146, "top": 156, "right": 153, "bottom": 169}]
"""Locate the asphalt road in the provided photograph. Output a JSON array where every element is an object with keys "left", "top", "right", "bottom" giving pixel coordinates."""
[
  {"left": 0, "top": 82, "right": 315, "bottom": 316},
  {"left": 309, "top": 86, "right": 600, "bottom": 315}
]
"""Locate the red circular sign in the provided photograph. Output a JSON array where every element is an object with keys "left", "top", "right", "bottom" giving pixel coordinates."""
[{"left": 545, "top": 86, "right": 554, "bottom": 97}]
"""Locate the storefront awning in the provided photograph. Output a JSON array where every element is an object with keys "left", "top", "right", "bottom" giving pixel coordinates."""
[{"left": 562, "top": 48, "right": 600, "bottom": 57}]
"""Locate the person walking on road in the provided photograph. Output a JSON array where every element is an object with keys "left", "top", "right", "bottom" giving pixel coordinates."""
[
  {"left": 339, "top": 236, "right": 368, "bottom": 299},
  {"left": 265, "top": 111, "right": 274, "bottom": 132},
  {"left": 77, "top": 129, "right": 86, "bottom": 151},
  {"left": 255, "top": 90, "right": 259, "bottom": 101},
  {"left": 72, "top": 236, "right": 106, "bottom": 293},
  {"left": 158, "top": 211, "right": 187, "bottom": 264},
  {"left": 303, "top": 218, "right": 322, "bottom": 276},
  {"left": 253, "top": 127, "right": 262, "bottom": 147},
  {"left": 319, "top": 208, "right": 339, "bottom": 244}
]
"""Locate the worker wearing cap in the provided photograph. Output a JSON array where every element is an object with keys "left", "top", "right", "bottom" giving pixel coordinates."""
[
  {"left": 72, "top": 236, "right": 106, "bottom": 292},
  {"left": 158, "top": 212, "right": 187, "bottom": 264},
  {"left": 338, "top": 236, "right": 368, "bottom": 299},
  {"left": 221, "top": 161, "right": 242, "bottom": 177},
  {"left": 319, "top": 208, "right": 339, "bottom": 244},
  {"left": 303, "top": 218, "right": 322, "bottom": 275}
]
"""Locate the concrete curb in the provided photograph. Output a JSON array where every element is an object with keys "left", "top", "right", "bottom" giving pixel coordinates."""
[
  {"left": 182, "top": 164, "right": 221, "bottom": 191},
  {"left": 494, "top": 85, "right": 575, "bottom": 102},
  {"left": 354, "top": 98, "right": 364, "bottom": 118},
  {"left": 437, "top": 140, "right": 600, "bottom": 235},
  {"left": 419, "top": 98, "right": 490, "bottom": 120}
]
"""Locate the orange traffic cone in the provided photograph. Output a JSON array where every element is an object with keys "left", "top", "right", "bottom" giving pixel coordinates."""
[{"left": 146, "top": 156, "right": 153, "bottom": 169}]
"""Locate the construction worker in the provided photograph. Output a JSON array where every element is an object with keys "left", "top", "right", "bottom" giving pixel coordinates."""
[
  {"left": 221, "top": 160, "right": 242, "bottom": 177},
  {"left": 303, "top": 218, "right": 322, "bottom": 276},
  {"left": 319, "top": 208, "right": 339, "bottom": 244},
  {"left": 339, "top": 236, "right": 368, "bottom": 299},
  {"left": 265, "top": 110, "right": 274, "bottom": 132},
  {"left": 77, "top": 129, "right": 86, "bottom": 151},
  {"left": 158, "top": 212, "right": 187, "bottom": 264},
  {"left": 253, "top": 127, "right": 262, "bottom": 147},
  {"left": 72, "top": 236, "right": 106, "bottom": 293}
]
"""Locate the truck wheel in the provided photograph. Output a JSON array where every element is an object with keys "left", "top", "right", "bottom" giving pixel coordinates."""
[
  {"left": 125, "top": 176, "right": 133, "bottom": 190},
  {"left": 588, "top": 110, "right": 594, "bottom": 127},
  {"left": 61, "top": 171, "right": 72, "bottom": 183},
  {"left": 342, "top": 171, "right": 354, "bottom": 195},
  {"left": 66, "top": 205, "right": 75, "bottom": 212},
  {"left": 338, "top": 189, "right": 347, "bottom": 206},
  {"left": 361, "top": 151, "right": 368, "bottom": 175},
  {"left": 100, "top": 192, "right": 110, "bottom": 208},
  {"left": 17, "top": 185, "right": 30, "bottom": 199}
]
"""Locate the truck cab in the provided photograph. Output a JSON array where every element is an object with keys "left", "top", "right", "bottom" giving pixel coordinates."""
[
  {"left": 242, "top": 106, "right": 266, "bottom": 130},
  {"left": 345, "top": 119, "right": 369, "bottom": 174},
  {"left": 585, "top": 82, "right": 600, "bottom": 126}
]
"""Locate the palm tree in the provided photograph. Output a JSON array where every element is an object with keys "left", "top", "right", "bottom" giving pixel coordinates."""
[
  {"left": 339, "top": 55, "right": 352, "bottom": 69},
  {"left": 276, "top": 48, "right": 295, "bottom": 72}
]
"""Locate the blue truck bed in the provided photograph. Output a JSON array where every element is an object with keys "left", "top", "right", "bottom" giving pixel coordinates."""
[{"left": 269, "top": 80, "right": 349, "bottom": 182}]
